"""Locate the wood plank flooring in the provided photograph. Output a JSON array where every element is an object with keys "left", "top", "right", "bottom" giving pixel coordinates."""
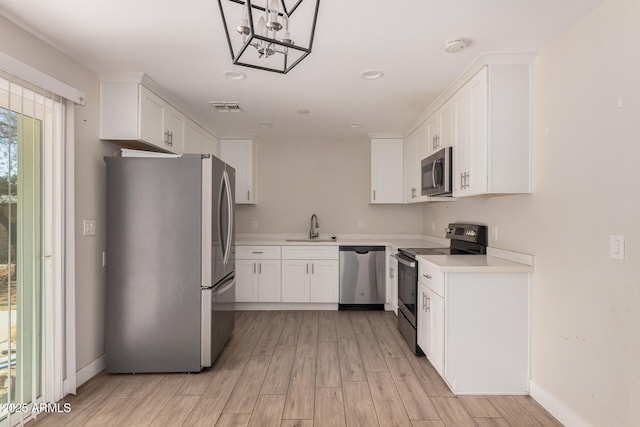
[{"left": 28, "top": 310, "right": 562, "bottom": 427}]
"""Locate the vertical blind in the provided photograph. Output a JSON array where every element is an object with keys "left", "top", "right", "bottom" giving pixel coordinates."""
[{"left": 0, "top": 69, "right": 64, "bottom": 426}]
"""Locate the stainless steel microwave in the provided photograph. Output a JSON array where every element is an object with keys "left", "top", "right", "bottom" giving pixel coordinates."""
[{"left": 421, "top": 146, "right": 452, "bottom": 196}]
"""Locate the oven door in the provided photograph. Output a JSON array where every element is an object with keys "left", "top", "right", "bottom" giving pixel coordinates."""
[
  {"left": 394, "top": 253, "right": 418, "bottom": 327},
  {"left": 421, "top": 146, "right": 452, "bottom": 196}
]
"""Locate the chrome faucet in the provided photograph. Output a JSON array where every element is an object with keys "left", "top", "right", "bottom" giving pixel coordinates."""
[{"left": 309, "top": 214, "right": 320, "bottom": 239}]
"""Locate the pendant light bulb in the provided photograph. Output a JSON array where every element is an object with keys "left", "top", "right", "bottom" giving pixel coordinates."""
[
  {"left": 256, "top": 16, "right": 275, "bottom": 57},
  {"left": 257, "top": 16, "right": 267, "bottom": 36},
  {"left": 236, "top": 2, "right": 250, "bottom": 36},
  {"left": 282, "top": 15, "right": 293, "bottom": 45},
  {"left": 266, "top": 0, "right": 282, "bottom": 31}
]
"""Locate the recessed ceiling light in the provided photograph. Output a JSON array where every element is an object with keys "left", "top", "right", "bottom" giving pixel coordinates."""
[
  {"left": 347, "top": 123, "right": 362, "bottom": 128},
  {"left": 297, "top": 109, "right": 311, "bottom": 114},
  {"left": 360, "top": 69, "right": 384, "bottom": 80},
  {"left": 443, "top": 39, "right": 469, "bottom": 54},
  {"left": 223, "top": 71, "right": 246, "bottom": 80},
  {"left": 258, "top": 122, "right": 274, "bottom": 128}
]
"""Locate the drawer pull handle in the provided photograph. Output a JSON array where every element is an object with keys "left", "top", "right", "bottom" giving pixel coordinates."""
[
  {"left": 252, "top": 251, "right": 264, "bottom": 254},
  {"left": 423, "top": 274, "right": 432, "bottom": 279}
]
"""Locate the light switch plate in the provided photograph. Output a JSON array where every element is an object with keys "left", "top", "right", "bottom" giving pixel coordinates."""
[
  {"left": 83, "top": 219, "right": 96, "bottom": 236},
  {"left": 491, "top": 226, "right": 498, "bottom": 241},
  {"left": 609, "top": 235, "right": 624, "bottom": 260}
]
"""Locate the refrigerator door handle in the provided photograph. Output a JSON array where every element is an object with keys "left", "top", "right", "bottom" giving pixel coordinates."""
[
  {"left": 213, "top": 277, "right": 235, "bottom": 296},
  {"left": 218, "top": 172, "right": 227, "bottom": 263},
  {"left": 223, "top": 170, "right": 233, "bottom": 265}
]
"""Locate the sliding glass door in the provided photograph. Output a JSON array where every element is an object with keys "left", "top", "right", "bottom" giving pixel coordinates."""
[{"left": 0, "top": 74, "right": 62, "bottom": 425}]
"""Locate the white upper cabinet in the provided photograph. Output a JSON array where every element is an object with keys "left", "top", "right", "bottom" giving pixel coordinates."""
[
  {"left": 370, "top": 138, "right": 404, "bottom": 204},
  {"left": 183, "top": 121, "right": 220, "bottom": 156},
  {"left": 220, "top": 139, "right": 257, "bottom": 205},
  {"left": 183, "top": 120, "right": 204, "bottom": 154},
  {"left": 102, "top": 84, "right": 184, "bottom": 153},
  {"left": 203, "top": 133, "right": 220, "bottom": 157},
  {"left": 427, "top": 100, "right": 454, "bottom": 155},
  {"left": 452, "top": 64, "right": 531, "bottom": 197},
  {"left": 404, "top": 122, "right": 429, "bottom": 203},
  {"left": 100, "top": 77, "right": 218, "bottom": 156}
]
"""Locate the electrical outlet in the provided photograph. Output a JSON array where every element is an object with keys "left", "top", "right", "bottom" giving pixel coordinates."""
[
  {"left": 83, "top": 219, "right": 96, "bottom": 236},
  {"left": 251, "top": 220, "right": 258, "bottom": 230},
  {"left": 609, "top": 235, "right": 624, "bottom": 260},
  {"left": 491, "top": 226, "right": 498, "bottom": 242},
  {"left": 431, "top": 221, "right": 436, "bottom": 231},
  {"left": 357, "top": 220, "right": 367, "bottom": 229}
]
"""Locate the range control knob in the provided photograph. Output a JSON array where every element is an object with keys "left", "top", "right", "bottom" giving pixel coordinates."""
[
  {"left": 445, "top": 228, "right": 453, "bottom": 234},
  {"left": 466, "top": 230, "right": 477, "bottom": 237}
]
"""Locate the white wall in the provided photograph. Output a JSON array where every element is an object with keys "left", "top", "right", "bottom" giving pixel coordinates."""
[
  {"left": 0, "top": 17, "right": 114, "bottom": 372},
  {"left": 235, "top": 137, "right": 423, "bottom": 235},
  {"left": 422, "top": 0, "right": 639, "bottom": 424}
]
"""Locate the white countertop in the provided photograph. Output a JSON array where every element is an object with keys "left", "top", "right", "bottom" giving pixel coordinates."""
[
  {"left": 416, "top": 254, "right": 533, "bottom": 273},
  {"left": 235, "top": 235, "right": 447, "bottom": 250}
]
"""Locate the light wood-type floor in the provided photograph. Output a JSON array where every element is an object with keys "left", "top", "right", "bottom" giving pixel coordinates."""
[{"left": 28, "top": 310, "right": 563, "bottom": 427}]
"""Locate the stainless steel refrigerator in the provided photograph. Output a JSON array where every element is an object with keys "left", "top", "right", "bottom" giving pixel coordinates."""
[{"left": 105, "top": 153, "right": 235, "bottom": 373}]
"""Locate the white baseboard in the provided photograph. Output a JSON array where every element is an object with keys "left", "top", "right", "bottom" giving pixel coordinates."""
[
  {"left": 530, "top": 380, "right": 590, "bottom": 427},
  {"left": 235, "top": 302, "right": 338, "bottom": 311},
  {"left": 76, "top": 355, "right": 106, "bottom": 388}
]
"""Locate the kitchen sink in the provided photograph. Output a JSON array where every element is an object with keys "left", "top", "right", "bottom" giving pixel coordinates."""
[{"left": 285, "top": 238, "right": 337, "bottom": 242}]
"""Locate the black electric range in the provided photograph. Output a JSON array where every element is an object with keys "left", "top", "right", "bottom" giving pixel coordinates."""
[{"left": 395, "top": 223, "right": 487, "bottom": 355}]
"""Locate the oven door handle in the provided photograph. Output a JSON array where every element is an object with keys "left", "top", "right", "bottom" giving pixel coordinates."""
[{"left": 393, "top": 253, "right": 416, "bottom": 268}]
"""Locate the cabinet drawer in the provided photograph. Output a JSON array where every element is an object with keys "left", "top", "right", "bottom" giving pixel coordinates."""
[
  {"left": 282, "top": 245, "right": 338, "bottom": 260},
  {"left": 236, "top": 246, "right": 281, "bottom": 260},
  {"left": 418, "top": 260, "right": 444, "bottom": 297}
]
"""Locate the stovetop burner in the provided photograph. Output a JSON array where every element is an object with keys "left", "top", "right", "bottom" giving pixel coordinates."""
[
  {"left": 399, "top": 223, "right": 488, "bottom": 259},
  {"left": 398, "top": 247, "right": 452, "bottom": 257}
]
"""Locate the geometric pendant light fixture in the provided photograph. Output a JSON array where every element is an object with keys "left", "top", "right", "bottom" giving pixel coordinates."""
[{"left": 217, "top": 0, "right": 320, "bottom": 74}]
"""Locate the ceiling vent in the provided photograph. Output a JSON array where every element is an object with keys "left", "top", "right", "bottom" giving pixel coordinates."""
[{"left": 209, "top": 102, "right": 242, "bottom": 112}]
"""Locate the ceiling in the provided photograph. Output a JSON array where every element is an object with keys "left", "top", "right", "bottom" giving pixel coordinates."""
[{"left": 0, "top": 0, "right": 604, "bottom": 140}]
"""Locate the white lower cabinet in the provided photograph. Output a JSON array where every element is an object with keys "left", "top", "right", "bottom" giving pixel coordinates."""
[
  {"left": 387, "top": 250, "right": 399, "bottom": 314},
  {"left": 281, "top": 260, "right": 310, "bottom": 302},
  {"left": 281, "top": 246, "right": 339, "bottom": 303},
  {"left": 281, "top": 259, "right": 339, "bottom": 303},
  {"left": 417, "top": 281, "right": 444, "bottom": 376},
  {"left": 309, "top": 260, "right": 339, "bottom": 303},
  {"left": 236, "top": 245, "right": 339, "bottom": 305},
  {"left": 235, "top": 246, "right": 282, "bottom": 303},
  {"left": 417, "top": 258, "right": 530, "bottom": 394},
  {"left": 235, "top": 259, "right": 281, "bottom": 302}
]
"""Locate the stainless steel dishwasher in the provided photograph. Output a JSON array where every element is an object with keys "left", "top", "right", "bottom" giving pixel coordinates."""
[{"left": 339, "top": 246, "right": 386, "bottom": 310}]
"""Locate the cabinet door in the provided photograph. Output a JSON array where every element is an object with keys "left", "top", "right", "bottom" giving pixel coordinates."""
[
  {"left": 220, "top": 140, "right": 255, "bottom": 204},
  {"left": 184, "top": 120, "right": 204, "bottom": 154},
  {"left": 309, "top": 260, "right": 339, "bottom": 303},
  {"left": 138, "top": 86, "right": 165, "bottom": 148},
  {"left": 452, "top": 85, "right": 470, "bottom": 196},
  {"left": 203, "top": 133, "right": 220, "bottom": 157},
  {"left": 258, "top": 260, "right": 281, "bottom": 302},
  {"left": 390, "top": 257, "right": 398, "bottom": 314},
  {"left": 466, "top": 67, "right": 489, "bottom": 196},
  {"left": 236, "top": 260, "right": 258, "bottom": 302},
  {"left": 426, "top": 114, "right": 440, "bottom": 155},
  {"left": 417, "top": 282, "right": 430, "bottom": 355},
  {"left": 427, "top": 287, "right": 445, "bottom": 376},
  {"left": 164, "top": 106, "right": 185, "bottom": 154},
  {"left": 404, "top": 129, "right": 418, "bottom": 202},
  {"left": 413, "top": 123, "right": 429, "bottom": 203},
  {"left": 439, "top": 100, "right": 454, "bottom": 149},
  {"left": 370, "top": 139, "right": 404, "bottom": 204},
  {"left": 281, "top": 260, "right": 310, "bottom": 302}
]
